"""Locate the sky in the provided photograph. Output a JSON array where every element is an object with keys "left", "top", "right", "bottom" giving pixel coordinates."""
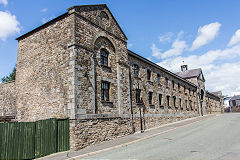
[{"left": 0, "top": 0, "right": 240, "bottom": 96}]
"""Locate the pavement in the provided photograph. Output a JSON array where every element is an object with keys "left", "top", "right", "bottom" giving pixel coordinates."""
[{"left": 38, "top": 114, "right": 216, "bottom": 160}]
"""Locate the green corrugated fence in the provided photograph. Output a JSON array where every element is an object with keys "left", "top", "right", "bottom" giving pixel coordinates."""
[{"left": 0, "top": 118, "right": 69, "bottom": 160}]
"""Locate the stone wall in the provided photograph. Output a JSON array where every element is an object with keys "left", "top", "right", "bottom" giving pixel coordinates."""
[
  {"left": 72, "top": 118, "right": 133, "bottom": 150},
  {"left": 0, "top": 81, "right": 16, "bottom": 116},
  {"left": 72, "top": 5, "right": 130, "bottom": 118},
  {"left": 231, "top": 106, "right": 240, "bottom": 112},
  {"left": 128, "top": 52, "right": 199, "bottom": 117},
  {"left": 70, "top": 113, "right": 198, "bottom": 150},
  {"left": 16, "top": 13, "right": 75, "bottom": 121},
  {"left": 206, "top": 94, "right": 222, "bottom": 113}
]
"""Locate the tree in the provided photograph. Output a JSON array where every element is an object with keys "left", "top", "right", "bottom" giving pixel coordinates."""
[{"left": 1, "top": 66, "right": 16, "bottom": 83}]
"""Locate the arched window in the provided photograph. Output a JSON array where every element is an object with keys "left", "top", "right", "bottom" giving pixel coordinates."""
[
  {"left": 100, "top": 49, "right": 108, "bottom": 66},
  {"left": 133, "top": 64, "right": 139, "bottom": 77}
]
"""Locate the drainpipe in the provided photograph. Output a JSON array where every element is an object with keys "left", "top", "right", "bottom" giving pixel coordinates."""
[{"left": 128, "top": 66, "right": 135, "bottom": 133}]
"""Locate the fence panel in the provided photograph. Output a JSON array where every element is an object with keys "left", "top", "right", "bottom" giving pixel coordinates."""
[
  {"left": 35, "top": 118, "right": 57, "bottom": 158},
  {"left": 57, "top": 118, "right": 70, "bottom": 152},
  {"left": 0, "top": 118, "right": 69, "bottom": 159},
  {"left": 0, "top": 122, "right": 35, "bottom": 160}
]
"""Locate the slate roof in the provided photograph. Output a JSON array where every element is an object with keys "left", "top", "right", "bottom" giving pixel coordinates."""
[
  {"left": 206, "top": 91, "right": 220, "bottom": 100},
  {"left": 128, "top": 50, "right": 197, "bottom": 88},
  {"left": 210, "top": 91, "right": 222, "bottom": 97},
  {"left": 175, "top": 68, "right": 202, "bottom": 79},
  {"left": 230, "top": 95, "right": 240, "bottom": 101}
]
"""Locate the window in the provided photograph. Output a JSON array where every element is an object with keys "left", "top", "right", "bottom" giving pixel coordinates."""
[
  {"left": 165, "top": 77, "right": 168, "bottom": 87},
  {"left": 157, "top": 74, "right": 161, "bottom": 84},
  {"left": 233, "top": 100, "right": 236, "bottom": 106},
  {"left": 101, "top": 81, "right": 110, "bottom": 101},
  {"left": 147, "top": 70, "right": 151, "bottom": 81},
  {"left": 184, "top": 85, "right": 186, "bottom": 92},
  {"left": 173, "top": 96, "right": 176, "bottom": 108},
  {"left": 136, "top": 89, "right": 141, "bottom": 104},
  {"left": 178, "top": 83, "right": 180, "bottom": 91},
  {"left": 159, "top": 94, "right": 162, "bottom": 105},
  {"left": 172, "top": 80, "right": 175, "bottom": 89},
  {"left": 149, "top": 92, "right": 153, "bottom": 105},
  {"left": 100, "top": 49, "right": 108, "bottom": 66},
  {"left": 133, "top": 64, "right": 139, "bottom": 77},
  {"left": 190, "top": 100, "right": 193, "bottom": 110},
  {"left": 167, "top": 95, "right": 170, "bottom": 107},
  {"left": 185, "top": 100, "right": 188, "bottom": 110},
  {"left": 179, "top": 98, "right": 182, "bottom": 109}
]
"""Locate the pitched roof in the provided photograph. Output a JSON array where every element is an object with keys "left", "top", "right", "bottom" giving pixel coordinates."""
[
  {"left": 67, "top": 4, "right": 127, "bottom": 40},
  {"left": 210, "top": 91, "right": 222, "bottom": 97},
  {"left": 230, "top": 95, "right": 240, "bottom": 101},
  {"left": 128, "top": 50, "right": 197, "bottom": 88},
  {"left": 206, "top": 91, "right": 220, "bottom": 100},
  {"left": 175, "top": 68, "right": 202, "bottom": 79},
  {"left": 17, "top": 4, "right": 127, "bottom": 41}
]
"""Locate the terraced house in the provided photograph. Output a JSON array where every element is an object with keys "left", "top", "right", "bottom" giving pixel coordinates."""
[{"left": 0, "top": 4, "right": 223, "bottom": 150}]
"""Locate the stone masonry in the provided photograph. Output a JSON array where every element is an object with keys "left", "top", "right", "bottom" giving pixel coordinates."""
[
  {"left": 0, "top": 81, "right": 16, "bottom": 116},
  {"left": 0, "top": 4, "right": 223, "bottom": 150}
]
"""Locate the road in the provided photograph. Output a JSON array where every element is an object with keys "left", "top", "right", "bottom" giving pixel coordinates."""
[{"left": 82, "top": 113, "right": 240, "bottom": 160}]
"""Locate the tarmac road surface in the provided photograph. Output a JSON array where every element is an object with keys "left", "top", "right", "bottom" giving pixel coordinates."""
[{"left": 82, "top": 113, "right": 240, "bottom": 160}]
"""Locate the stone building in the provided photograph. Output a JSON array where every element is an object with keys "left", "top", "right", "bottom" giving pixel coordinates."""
[
  {"left": 206, "top": 91, "right": 222, "bottom": 113},
  {"left": 229, "top": 95, "right": 240, "bottom": 112},
  {"left": 0, "top": 4, "right": 222, "bottom": 150}
]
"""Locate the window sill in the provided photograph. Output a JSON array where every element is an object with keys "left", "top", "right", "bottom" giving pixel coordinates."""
[
  {"left": 134, "top": 75, "right": 139, "bottom": 78},
  {"left": 101, "top": 65, "right": 111, "bottom": 72},
  {"left": 136, "top": 102, "right": 143, "bottom": 105},
  {"left": 147, "top": 81, "right": 153, "bottom": 85},
  {"left": 150, "top": 105, "right": 155, "bottom": 109},
  {"left": 101, "top": 101, "right": 114, "bottom": 106},
  {"left": 159, "top": 105, "right": 164, "bottom": 109}
]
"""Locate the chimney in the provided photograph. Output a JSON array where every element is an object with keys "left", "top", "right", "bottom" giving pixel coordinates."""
[{"left": 181, "top": 65, "right": 188, "bottom": 72}]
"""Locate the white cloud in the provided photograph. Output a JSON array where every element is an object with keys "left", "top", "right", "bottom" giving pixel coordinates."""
[
  {"left": 0, "top": 0, "right": 7, "bottom": 7},
  {"left": 158, "top": 44, "right": 240, "bottom": 72},
  {"left": 157, "top": 42, "right": 240, "bottom": 96},
  {"left": 228, "top": 29, "right": 240, "bottom": 46},
  {"left": 0, "top": 11, "right": 20, "bottom": 41},
  {"left": 206, "top": 62, "right": 240, "bottom": 96},
  {"left": 159, "top": 32, "right": 174, "bottom": 43},
  {"left": 152, "top": 31, "right": 188, "bottom": 59},
  {"left": 189, "top": 22, "right": 221, "bottom": 51},
  {"left": 41, "top": 16, "right": 54, "bottom": 24},
  {"left": 41, "top": 8, "right": 48, "bottom": 12}
]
